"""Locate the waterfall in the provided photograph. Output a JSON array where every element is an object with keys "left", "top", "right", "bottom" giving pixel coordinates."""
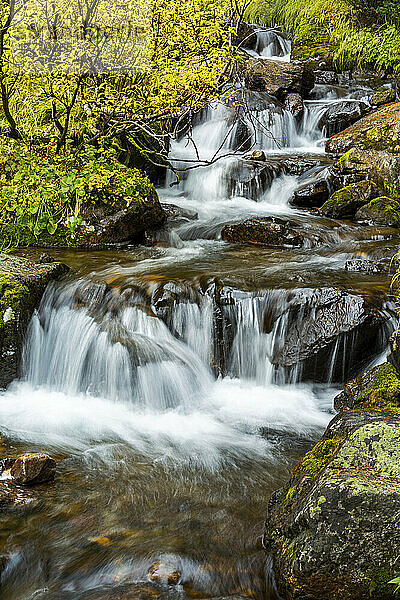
[{"left": 244, "top": 27, "right": 292, "bottom": 62}]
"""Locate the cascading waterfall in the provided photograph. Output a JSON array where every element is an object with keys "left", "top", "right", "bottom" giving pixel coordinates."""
[
  {"left": 244, "top": 27, "right": 292, "bottom": 62},
  {"left": 1, "top": 24, "right": 398, "bottom": 600}
]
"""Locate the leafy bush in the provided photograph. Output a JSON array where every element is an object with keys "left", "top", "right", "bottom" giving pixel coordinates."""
[{"left": 0, "top": 140, "right": 155, "bottom": 248}]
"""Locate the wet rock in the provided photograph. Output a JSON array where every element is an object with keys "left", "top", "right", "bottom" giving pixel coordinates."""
[
  {"left": 345, "top": 258, "right": 387, "bottom": 274},
  {"left": 370, "top": 88, "right": 396, "bottom": 107},
  {"left": 10, "top": 453, "right": 56, "bottom": 485},
  {"left": 319, "top": 100, "right": 368, "bottom": 138},
  {"left": 314, "top": 70, "right": 338, "bottom": 85},
  {"left": 221, "top": 217, "right": 304, "bottom": 248},
  {"left": 249, "top": 149, "right": 266, "bottom": 161},
  {"left": 326, "top": 101, "right": 400, "bottom": 155},
  {"left": 320, "top": 180, "right": 377, "bottom": 219},
  {"left": 148, "top": 561, "right": 181, "bottom": 585},
  {"left": 355, "top": 197, "right": 400, "bottom": 227},
  {"left": 284, "top": 93, "right": 304, "bottom": 119},
  {"left": 334, "top": 362, "right": 400, "bottom": 411},
  {"left": 244, "top": 58, "right": 315, "bottom": 101},
  {"left": 291, "top": 178, "right": 329, "bottom": 208},
  {"left": 0, "top": 253, "right": 69, "bottom": 389},
  {"left": 81, "top": 196, "right": 166, "bottom": 246},
  {"left": 266, "top": 411, "right": 400, "bottom": 600},
  {"left": 272, "top": 287, "right": 392, "bottom": 382},
  {"left": 160, "top": 204, "right": 198, "bottom": 222}
]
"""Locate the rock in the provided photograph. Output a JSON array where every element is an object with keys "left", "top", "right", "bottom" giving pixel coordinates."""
[
  {"left": 389, "top": 330, "right": 400, "bottom": 375},
  {"left": 272, "top": 287, "right": 392, "bottom": 382},
  {"left": 334, "top": 363, "right": 400, "bottom": 411},
  {"left": 284, "top": 93, "right": 304, "bottom": 119},
  {"left": 221, "top": 217, "right": 304, "bottom": 248},
  {"left": 326, "top": 101, "right": 400, "bottom": 155},
  {"left": 160, "top": 204, "right": 198, "bottom": 221},
  {"left": 291, "top": 179, "right": 329, "bottom": 208},
  {"left": 266, "top": 413, "right": 400, "bottom": 600},
  {"left": 319, "top": 100, "right": 368, "bottom": 137},
  {"left": 370, "top": 88, "right": 396, "bottom": 107},
  {"left": 10, "top": 453, "right": 56, "bottom": 485},
  {"left": 38, "top": 253, "right": 55, "bottom": 263},
  {"left": 244, "top": 58, "right": 315, "bottom": 101},
  {"left": 320, "top": 180, "right": 377, "bottom": 218},
  {"left": 355, "top": 197, "right": 400, "bottom": 227},
  {"left": 314, "top": 70, "right": 338, "bottom": 85},
  {"left": 345, "top": 258, "right": 387, "bottom": 274},
  {"left": 148, "top": 561, "right": 181, "bottom": 585},
  {"left": 0, "top": 253, "right": 69, "bottom": 388},
  {"left": 249, "top": 149, "right": 266, "bottom": 161}
]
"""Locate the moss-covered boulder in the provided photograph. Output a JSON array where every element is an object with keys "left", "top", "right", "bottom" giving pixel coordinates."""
[
  {"left": 0, "top": 253, "right": 68, "bottom": 388},
  {"left": 334, "top": 363, "right": 400, "bottom": 411},
  {"left": 320, "top": 180, "right": 377, "bottom": 218},
  {"left": 267, "top": 414, "right": 400, "bottom": 600},
  {"left": 267, "top": 357, "right": 400, "bottom": 599},
  {"left": 355, "top": 196, "right": 400, "bottom": 227},
  {"left": 370, "top": 89, "right": 397, "bottom": 108}
]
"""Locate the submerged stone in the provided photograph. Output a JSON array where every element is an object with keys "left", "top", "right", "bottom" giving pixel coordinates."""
[
  {"left": 11, "top": 453, "right": 56, "bottom": 485},
  {"left": 148, "top": 561, "right": 181, "bottom": 585}
]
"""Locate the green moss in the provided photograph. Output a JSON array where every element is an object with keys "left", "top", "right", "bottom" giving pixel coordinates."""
[
  {"left": 282, "top": 485, "right": 297, "bottom": 512},
  {"left": 368, "top": 566, "right": 397, "bottom": 597},
  {"left": 337, "top": 149, "right": 355, "bottom": 172},
  {"left": 320, "top": 181, "right": 376, "bottom": 218},
  {"left": 292, "top": 436, "right": 345, "bottom": 479},
  {"left": 355, "top": 363, "right": 400, "bottom": 411},
  {"left": 0, "top": 272, "right": 30, "bottom": 327}
]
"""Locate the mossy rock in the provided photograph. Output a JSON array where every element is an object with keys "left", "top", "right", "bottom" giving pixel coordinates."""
[
  {"left": 326, "top": 102, "right": 400, "bottom": 155},
  {"left": 334, "top": 363, "right": 400, "bottom": 412},
  {"left": 267, "top": 415, "right": 400, "bottom": 600},
  {"left": 0, "top": 253, "right": 68, "bottom": 388},
  {"left": 355, "top": 196, "right": 400, "bottom": 227},
  {"left": 320, "top": 180, "right": 377, "bottom": 218},
  {"left": 370, "top": 89, "right": 397, "bottom": 108}
]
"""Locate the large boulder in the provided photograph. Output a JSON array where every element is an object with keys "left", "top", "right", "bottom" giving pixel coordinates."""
[
  {"left": 221, "top": 217, "right": 304, "bottom": 247},
  {"left": 326, "top": 102, "right": 400, "bottom": 155},
  {"left": 370, "top": 89, "right": 396, "bottom": 108},
  {"left": 319, "top": 100, "right": 368, "bottom": 138},
  {"left": 320, "top": 180, "right": 377, "bottom": 219},
  {"left": 0, "top": 253, "right": 69, "bottom": 388},
  {"left": 244, "top": 59, "right": 315, "bottom": 101},
  {"left": 272, "top": 287, "right": 392, "bottom": 382},
  {"left": 266, "top": 411, "right": 400, "bottom": 600}
]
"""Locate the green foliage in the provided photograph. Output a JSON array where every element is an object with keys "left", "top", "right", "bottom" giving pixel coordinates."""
[
  {"left": 389, "top": 576, "right": 400, "bottom": 594},
  {"left": 0, "top": 140, "right": 155, "bottom": 249}
]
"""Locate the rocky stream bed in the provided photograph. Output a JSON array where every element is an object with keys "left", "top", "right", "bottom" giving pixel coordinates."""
[{"left": 1, "top": 25, "right": 400, "bottom": 600}]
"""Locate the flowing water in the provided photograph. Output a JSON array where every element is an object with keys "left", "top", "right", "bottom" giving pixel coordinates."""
[{"left": 1, "top": 27, "right": 399, "bottom": 600}]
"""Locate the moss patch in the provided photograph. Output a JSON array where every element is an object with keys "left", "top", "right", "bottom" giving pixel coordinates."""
[
  {"left": 355, "top": 363, "right": 400, "bottom": 411},
  {"left": 0, "top": 272, "right": 30, "bottom": 328},
  {"left": 292, "top": 436, "right": 345, "bottom": 479}
]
